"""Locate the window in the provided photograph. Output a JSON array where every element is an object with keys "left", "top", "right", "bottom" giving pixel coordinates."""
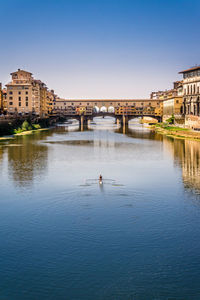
[
  {"left": 19, "top": 102, "right": 21, "bottom": 107},
  {"left": 149, "top": 103, "right": 151, "bottom": 106},
  {"left": 87, "top": 103, "right": 89, "bottom": 105},
  {"left": 9, "top": 96, "right": 13, "bottom": 100},
  {"left": 64, "top": 102, "right": 66, "bottom": 105},
  {"left": 26, "top": 96, "right": 28, "bottom": 101},
  {"left": 26, "top": 91, "right": 28, "bottom": 95},
  {"left": 18, "top": 91, "right": 21, "bottom": 95},
  {"left": 176, "top": 100, "right": 179, "bottom": 103},
  {"left": 19, "top": 97, "right": 21, "bottom": 101},
  {"left": 9, "top": 91, "right": 13, "bottom": 95},
  {"left": 80, "top": 103, "right": 82, "bottom": 105},
  {"left": 9, "top": 102, "right": 13, "bottom": 105},
  {"left": 26, "top": 102, "right": 28, "bottom": 107},
  {"left": 71, "top": 103, "right": 74, "bottom": 105}
]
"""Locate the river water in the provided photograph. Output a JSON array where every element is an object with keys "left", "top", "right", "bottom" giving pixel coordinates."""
[{"left": 0, "top": 117, "right": 200, "bottom": 300}]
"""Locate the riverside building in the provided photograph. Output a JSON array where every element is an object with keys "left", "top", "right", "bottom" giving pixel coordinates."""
[
  {"left": 6, "top": 69, "right": 55, "bottom": 117},
  {"left": 0, "top": 83, "right": 3, "bottom": 113},
  {"left": 151, "top": 81, "right": 184, "bottom": 124},
  {"left": 179, "top": 66, "right": 200, "bottom": 128}
]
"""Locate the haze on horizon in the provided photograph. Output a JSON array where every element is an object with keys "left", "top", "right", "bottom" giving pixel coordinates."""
[{"left": 0, "top": 0, "right": 200, "bottom": 99}]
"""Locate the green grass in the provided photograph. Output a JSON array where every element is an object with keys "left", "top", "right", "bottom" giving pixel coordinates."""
[{"left": 155, "top": 123, "right": 189, "bottom": 131}]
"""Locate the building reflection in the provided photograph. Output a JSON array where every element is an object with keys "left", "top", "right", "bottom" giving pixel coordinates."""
[
  {"left": 0, "top": 146, "right": 4, "bottom": 169},
  {"left": 117, "top": 125, "right": 163, "bottom": 142},
  {"left": 181, "top": 140, "right": 200, "bottom": 192},
  {"left": 163, "top": 136, "right": 200, "bottom": 192},
  {"left": 3, "top": 118, "right": 200, "bottom": 192},
  {"left": 7, "top": 132, "right": 49, "bottom": 187}
]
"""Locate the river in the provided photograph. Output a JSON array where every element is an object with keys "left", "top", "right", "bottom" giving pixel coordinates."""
[{"left": 0, "top": 117, "right": 200, "bottom": 300}]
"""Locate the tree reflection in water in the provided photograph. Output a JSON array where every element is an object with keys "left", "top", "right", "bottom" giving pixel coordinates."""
[{"left": 0, "top": 123, "right": 200, "bottom": 193}]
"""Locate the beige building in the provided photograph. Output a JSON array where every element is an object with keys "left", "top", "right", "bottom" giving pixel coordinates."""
[
  {"left": 151, "top": 81, "right": 183, "bottom": 123},
  {"left": 6, "top": 70, "right": 34, "bottom": 115},
  {"left": 179, "top": 66, "right": 200, "bottom": 128},
  {"left": 0, "top": 84, "right": 7, "bottom": 115},
  {"left": 0, "top": 83, "right": 3, "bottom": 113},
  {"left": 6, "top": 69, "right": 55, "bottom": 117}
]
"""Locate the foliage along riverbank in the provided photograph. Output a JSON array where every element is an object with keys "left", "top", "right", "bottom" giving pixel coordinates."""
[
  {"left": 0, "top": 119, "right": 50, "bottom": 140},
  {"left": 152, "top": 123, "right": 200, "bottom": 141}
]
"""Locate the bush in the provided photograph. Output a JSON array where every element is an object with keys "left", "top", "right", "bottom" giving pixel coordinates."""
[
  {"left": 14, "top": 127, "right": 24, "bottom": 134},
  {"left": 33, "top": 124, "right": 41, "bottom": 130},
  {"left": 166, "top": 114, "right": 175, "bottom": 125},
  {"left": 22, "top": 120, "right": 31, "bottom": 131}
]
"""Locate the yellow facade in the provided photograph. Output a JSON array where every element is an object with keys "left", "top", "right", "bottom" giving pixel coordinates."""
[
  {"left": 151, "top": 81, "right": 183, "bottom": 122},
  {"left": 163, "top": 97, "right": 183, "bottom": 116},
  {"left": 0, "top": 83, "right": 3, "bottom": 113},
  {"left": 46, "top": 90, "right": 55, "bottom": 115}
]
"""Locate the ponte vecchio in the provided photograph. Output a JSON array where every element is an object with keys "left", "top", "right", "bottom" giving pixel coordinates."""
[{"left": 53, "top": 98, "right": 163, "bottom": 127}]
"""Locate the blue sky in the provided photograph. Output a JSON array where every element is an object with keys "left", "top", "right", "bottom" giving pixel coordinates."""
[{"left": 0, "top": 0, "right": 200, "bottom": 98}]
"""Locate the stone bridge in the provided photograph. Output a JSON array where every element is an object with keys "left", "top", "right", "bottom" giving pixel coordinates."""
[{"left": 52, "top": 98, "right": 163, "bottom": 127}]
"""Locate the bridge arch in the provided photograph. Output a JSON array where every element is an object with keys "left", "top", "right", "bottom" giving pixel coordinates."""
[
  {"left": 100, "top": 106, "right": 107, "bottom": 113},
  {"left": 94, "top": 106, "right": 100, "bottom": 113},
  {"left": 108, "top": 106, "right": 115, "bottom": 113}
]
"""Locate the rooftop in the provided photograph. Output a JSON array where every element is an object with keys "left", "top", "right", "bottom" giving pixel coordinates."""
[
  {"left": 179, "top": 66, "right": 200, "bottom": 74},
  {"left": 10, "top": 69, "right": 33, "bottom": 75}
]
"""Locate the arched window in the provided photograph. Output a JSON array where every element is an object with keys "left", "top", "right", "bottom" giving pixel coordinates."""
[
  {"left": 187, "top": 85, "right": 190, "bottom": 94},
  {"left": 191, "top": 85, "right": 193, "bottom": 94},
  {"left": 193, "top": 84, "right": 196, "bottom": 94}
]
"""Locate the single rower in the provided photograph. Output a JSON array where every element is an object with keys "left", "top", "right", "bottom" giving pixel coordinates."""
[{"left": 99, "top": 175, "right": 103, "bottom": 184}]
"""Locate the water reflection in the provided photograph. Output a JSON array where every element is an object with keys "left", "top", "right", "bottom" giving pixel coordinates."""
[
  {"left": 163, "top": 136, "right": 200, "bottom": 193},
  {"left": 1, "top": 131, "right": 51, "bottom": 187},
  {"left": 1, "top": 117, "right": 200, "bottom": 300},
  {"left": 0, "top": 117, "right": 200, "bottom": 193}
]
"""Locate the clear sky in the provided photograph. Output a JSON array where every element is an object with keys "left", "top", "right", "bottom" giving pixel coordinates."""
[{"left": 0, "top": 0, "right": 200, "bottom": 99}]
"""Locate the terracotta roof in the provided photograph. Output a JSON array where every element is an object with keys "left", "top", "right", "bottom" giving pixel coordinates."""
[
  {"left": 10, "top": 69, "right": 33, "bottom": 75},
  {"left": 179, "top": 66, "right": 200, "bottom": 74}
]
